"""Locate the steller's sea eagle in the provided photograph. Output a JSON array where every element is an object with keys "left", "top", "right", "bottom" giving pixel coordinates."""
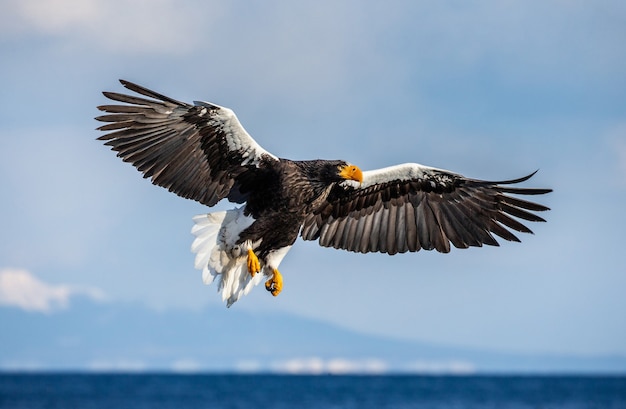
[{"left": 96, "top": 80, "right": 552, "bottom": 307}]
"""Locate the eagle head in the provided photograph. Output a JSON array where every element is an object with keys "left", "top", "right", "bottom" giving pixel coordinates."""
[
  {"left": 299, "top": 160, "right": 363, "bottom": 191},
  {"left": 338, "top": 162, "right": 363, "bottom": 184}
]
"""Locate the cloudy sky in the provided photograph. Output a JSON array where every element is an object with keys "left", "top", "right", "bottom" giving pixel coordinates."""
[{"left": 1, "top": 0, "right": 625, "bottom": 365}]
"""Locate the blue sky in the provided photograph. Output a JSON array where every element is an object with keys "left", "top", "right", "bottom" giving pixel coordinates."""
[{"left": 1, "top": 0, "right": 625, "bottom": 368}]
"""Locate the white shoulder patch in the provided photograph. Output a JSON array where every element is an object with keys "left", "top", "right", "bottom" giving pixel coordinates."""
[
  {"left": 341, "top": 163, "right": 457, "bottom": 189},
  {"left": 194, "top": 101, "right": 278, "bottom": 166}
]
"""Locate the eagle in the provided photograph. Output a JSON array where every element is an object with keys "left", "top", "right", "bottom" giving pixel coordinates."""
[{"left": 96, "top": 80, "right": 552, "bottom": 307}]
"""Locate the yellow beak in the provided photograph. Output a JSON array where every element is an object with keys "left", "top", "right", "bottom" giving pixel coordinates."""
[{"left": 339, "top": 164, "right": 363, "bottom": 184}]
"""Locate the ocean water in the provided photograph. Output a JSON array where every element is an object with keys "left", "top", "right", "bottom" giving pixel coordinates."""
[{"left": 0, "top": 374, "right": 625, "bottom": 409}]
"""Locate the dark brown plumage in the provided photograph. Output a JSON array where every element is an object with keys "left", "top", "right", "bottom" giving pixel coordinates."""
[
  {"left": 301, "top": 171, "right": 550, "bottom": 255},
  {"left": 96, "top": 80, "right": 552, "bottom": 306}
]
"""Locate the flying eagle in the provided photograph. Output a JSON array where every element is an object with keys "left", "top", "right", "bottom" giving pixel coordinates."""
[{"left": 96, "top": 80, "right": 552, "bottom": 307}]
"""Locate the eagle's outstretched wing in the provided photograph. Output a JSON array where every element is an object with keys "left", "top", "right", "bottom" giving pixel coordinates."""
[
  {"left": 301, "top": 163, "right": 551, "bottom": 254},
  {"left": 96, "top": 80, "right": 278, "bottom": 206}
]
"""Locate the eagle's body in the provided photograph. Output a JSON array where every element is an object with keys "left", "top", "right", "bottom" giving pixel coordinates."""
[
  {"left": 97, "top": 80, "right": 552, "bottom": 306},
  {"left": 237, "top": 159, "right": 347, "bottom": 257}
]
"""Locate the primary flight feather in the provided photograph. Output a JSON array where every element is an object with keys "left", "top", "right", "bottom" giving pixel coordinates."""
[{"left": 96, "top": 80, "right": 552, "bottom": 306}]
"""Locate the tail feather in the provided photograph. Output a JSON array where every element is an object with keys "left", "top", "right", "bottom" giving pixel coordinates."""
[
  {"left": 191, "top": 213, "right": 224, "bottom": 284},
  {"left": 218, "top": 262, "right": 264, "bottom": 306},
  {"left": 191, "top": 207, "right": 264, "bottom": 307}
]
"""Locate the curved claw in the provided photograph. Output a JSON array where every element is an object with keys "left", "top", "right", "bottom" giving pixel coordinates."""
[
  {"left": 247, "top": 249, "right": 261, "bottom": 276},
  {"left": 265, "top": 269, "right": 283, "bottom": 297}
]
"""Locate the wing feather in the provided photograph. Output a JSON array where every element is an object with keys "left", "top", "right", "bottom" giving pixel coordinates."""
[
  {"left": 437, "top": 201, "right": 469, "bottom": 249},
  {"left": 333, "top": 217, "right": 349, "bottom": 249},
  {"left": 302, "top": 163, "right": 551, "bottom": 254},
  {"left": 369, "top": 208, "right": 383, "bottom": 252},
  {"left": 386, "top": 203, "right": 398, "bottom": 255},
  {"left": 443, "top": 199, "right": 493, "bottom": 247},
  {"left": 404, "top": 202, "right": 418, "bottom": 252},
  {"left": 320, "top": 218, "right": 338, "bottom": 247},
  {"left": 378, "top": 205, "right": 390, "bottom": 253},
  {"left": 395, "top": 201, "right": 408, "bottom": 254},
  {"left": 415, "top": 200, "right": 432, "bottom": 250},
  {"left": 97, "top": 80, "right": 278, "bottom": 206},
  {"left": 426, "top": 200, "right": 450, "bottom": 253}
]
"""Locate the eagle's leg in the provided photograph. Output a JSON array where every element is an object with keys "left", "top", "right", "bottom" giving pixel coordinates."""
[
  {"left": 246, "top": 249, "right": 261, "bottom": 276},
  {"left": 265, "top": 269, "right": 283, "bottom": 297}
]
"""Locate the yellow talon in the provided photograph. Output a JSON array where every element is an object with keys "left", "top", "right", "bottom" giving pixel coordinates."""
[
  {"left": 265, "top": 269, "right": 283, "bottom": 297},
  {"left": 247, "top": 249, "right": 261, "bottom": 276}
]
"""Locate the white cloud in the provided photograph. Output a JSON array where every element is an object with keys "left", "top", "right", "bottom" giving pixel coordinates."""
[
  {"left": 271, "top": 357, "right": 474, "bottom": 375},
  {"left": 0, "top": 360, "right": 45, "bottom": 371},
  {"left": 273, "top": 357, "right": 325, "bottom": 374},
  {"left": 271, "top": 357, "right": 387, "bottom": 375},
  {"left": 2, "top": 0, "right": 215, "bottom": 54},
  {"left": 171, "top": 359, "right": 202, "bottom": 373},
  {"left": 326, "top": 358, "right": 388, "bottom": 375},
  {"left": 406, "top": 360, "right": 476, "bottom": 375},
  {"left": 0, "top": 268, "right": 106, "bottom": 313},
  {"left": 88, "top": 359, "right": 146, "bottom": 372},
  {"left": 235, "top": 360, "right": 262, "bottom": 373},
  {"left": 14, "top": 0, "right": 101, "bottom": 33}
]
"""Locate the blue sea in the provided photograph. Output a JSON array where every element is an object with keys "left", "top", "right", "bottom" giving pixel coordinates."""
[{"left": 1, "top": 374, "right": 625, "bottom": 409}]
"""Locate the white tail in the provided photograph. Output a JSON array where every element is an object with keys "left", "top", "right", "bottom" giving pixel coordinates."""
[{"left": 191, "top": 207, "right": 264, "bottom": 307}]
